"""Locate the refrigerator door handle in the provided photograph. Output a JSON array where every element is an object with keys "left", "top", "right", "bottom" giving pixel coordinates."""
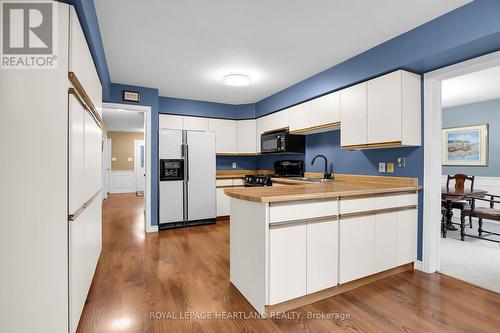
[{"left": 185, "top": 144, "right": 189, "bottom": 181}]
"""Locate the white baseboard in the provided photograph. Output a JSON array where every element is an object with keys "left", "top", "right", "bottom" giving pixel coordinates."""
[
  {"left": 146, "top": 225, "right": 158, "bottom": 233},
  {"left": 414, "top": 260, "right": 424, "bottom": 272}
]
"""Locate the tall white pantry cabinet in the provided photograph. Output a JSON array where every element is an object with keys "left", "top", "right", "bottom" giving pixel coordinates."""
[{"left": 0, "top": 5, "right": 102, "bottom": 333}]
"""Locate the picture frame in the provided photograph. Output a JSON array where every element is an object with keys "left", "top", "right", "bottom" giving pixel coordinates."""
[
  {"left": 122, "top": 90, "right": 140, "bottom": 102},
  {"left": 442, "top": 124, "right": 488, "bottom": 166}
]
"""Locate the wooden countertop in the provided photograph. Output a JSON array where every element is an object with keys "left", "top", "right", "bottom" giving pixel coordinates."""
[{"left": 224, "top": 174, "right": 421, "bottom": 203}]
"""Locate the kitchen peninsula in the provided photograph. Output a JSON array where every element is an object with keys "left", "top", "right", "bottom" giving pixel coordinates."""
[{"left": 225, "top": 174, "right": 421, "bottom": 314}]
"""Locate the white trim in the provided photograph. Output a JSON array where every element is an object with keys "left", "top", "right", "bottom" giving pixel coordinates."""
[
  {"left": 423, "top": 50, "right": 500, "bottom": 274},
  {"left": 134, "top": 139, "right": 146, "bottom": 192},
  {"left": 414, "top": 260, "right": 424, "bottom": 272},
  {"left": 103, "top": 102, "right": 154, "bottom": 233},
  {"left": 146, "top": 225, "right": 158, "bottom": 233}
]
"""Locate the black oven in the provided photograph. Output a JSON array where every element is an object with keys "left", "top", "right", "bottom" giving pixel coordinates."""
[{"left": 261, "top": 129, "right": 305, "bottom": 154}]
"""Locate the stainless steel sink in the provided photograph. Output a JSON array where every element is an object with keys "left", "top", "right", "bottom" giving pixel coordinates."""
[{"left": 288, "top": 177, "right": 335, "bottom": 183}]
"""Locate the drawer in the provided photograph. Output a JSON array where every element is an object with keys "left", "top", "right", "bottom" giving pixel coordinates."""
[
  {"left": 232, "top": 178, "right": 244, "bottom": 186},
  {"left": 339, "top": 196, "right": 376, "bottom": 214},
  {"left": 375, "top": 193, "right": 417, "bottom": 210},
  {"left": 270, "top": 199, "right": 338, "bottom": 223},
  {"left": 340, "top": 192, "right": 417, "bottom": 214},
  {"left": 216, "top": 179, "right": 233, "bottom": 187}
]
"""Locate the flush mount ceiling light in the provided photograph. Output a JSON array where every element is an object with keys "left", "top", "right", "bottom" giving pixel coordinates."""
[{"left": 222, "top": 74, "right": 251, "bottom": 86}]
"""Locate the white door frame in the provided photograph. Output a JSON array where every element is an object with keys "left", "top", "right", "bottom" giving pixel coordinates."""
[
  {"left": 102, "top": 102, "right": 154, "bottom": 233},
  {"left": 134, "top": 139, "right": 145, "bottom": 192},
  {"left": 422, "top": 51, "right": 500, "bottom": 273}
]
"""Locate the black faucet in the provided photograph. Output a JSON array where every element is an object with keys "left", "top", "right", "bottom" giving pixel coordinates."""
[{"left": 311, "top": 154, "right": 330, "bottom": 179}]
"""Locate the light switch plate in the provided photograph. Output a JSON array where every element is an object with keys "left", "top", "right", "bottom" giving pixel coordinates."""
[
  {"left": 379, "top": 162, "right": 386, "bottom": 173},
  {"left": 232, "top": 162, "right": 237, "bottom": 169},
  {"left": 128, "top": 157, "right": 133, "bottom": 162},
  {"left": 111, "top": 157, "right": 117, "bottom": 161},
  {"left": 387, "top": 163, "right": 394, "bottom": 173},
  {"left": 397, "top": 157, "right": 406, "bottom": 168}
]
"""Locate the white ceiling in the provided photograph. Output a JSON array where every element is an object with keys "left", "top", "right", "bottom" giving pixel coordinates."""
[
  {"left": 102, "top": 108, "right": 144, "bottom": 132},
  {"left": 442, "top": 65, "right": 500, "bottom": 108},
  {"left": 95, "top": 0, "right": 470, "bottom": 105}
]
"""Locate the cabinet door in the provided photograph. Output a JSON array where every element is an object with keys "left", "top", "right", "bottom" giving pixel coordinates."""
[
  {"left": 374, "top": 212, "right": 397, "bottom": 273},
  {"left": 266, "top": 110, "right": 289, "bottom": 132},
  {"left": 397, "top": 209, "right": 417, "bottom": 265},
  {"left": 269, "top": 223, "right": 307, "bottom": 304},
  {"left": 159, "top": 114, "right": 183, "bottom": 130},
  {"left": 288, "top": 103, "right": 310, "bottom": 132},
  {"left": 69, "top": 7, "right": 101, "bottom": 116},
  {"left": 209, "top": 119, "right": 237, "bottom": 154},
  {"left": 367, "top": 71, "right": 402, "bottom": 144},
  {"left": 340, "top": 82, "right": 367, "bottom": 147},
  {"left": 69, "top": 96, "right": 86, "bottom": 214},
  {"left": 184, "top": 116, "right": 209, "bottom": 131},
  {"left": 256, "top": 117, "right": 264, "bottom": 153},
  {"left": 216, "top": 187, "right": 230, "bottom": 217},
  {"left": 84, "top": 112, "right": 102, "bottom": 199},
  {"left": 310, "top": 91, "right": 340, "bottom": 127},
  {"left": 339, "top": 215, "right": 375, "bottom": 283},
  {"left": 237, "top": 120, "right": 256, "bottom": 154},
  {"left": 307, "top": 219, "right": 338, "bottom": 294}
]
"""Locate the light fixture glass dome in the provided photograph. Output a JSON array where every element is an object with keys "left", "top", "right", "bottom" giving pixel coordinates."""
[{"left": 222, "top": 74, "right": 251, "bottom": 86}]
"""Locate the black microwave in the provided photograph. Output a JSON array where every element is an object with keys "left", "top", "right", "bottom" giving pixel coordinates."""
[{"left": 261, "top": 129, "right": 305, "bottom": 154}]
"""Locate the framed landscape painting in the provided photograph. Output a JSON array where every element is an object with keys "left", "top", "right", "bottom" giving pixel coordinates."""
[{"left": 442, "top": 124, "right": 488, "bottom": 166}]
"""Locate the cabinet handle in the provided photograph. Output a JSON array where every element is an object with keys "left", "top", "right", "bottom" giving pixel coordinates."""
[
  {"left": 269, "top": 219, "right": 306, "bottom": 229},
  {"left": 68, "top": 190, "right": 101, "bottom": 222},
  {"left": 68, "top": 72, "right": 103, "bottom": 128},
  {"left": 69, "top": 87, "right": 103, "bottom": 130}
]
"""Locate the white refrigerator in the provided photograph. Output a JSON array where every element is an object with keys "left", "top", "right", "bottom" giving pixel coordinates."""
[{"left": 159, "top": 129, "right": 216, "bottom": 229}]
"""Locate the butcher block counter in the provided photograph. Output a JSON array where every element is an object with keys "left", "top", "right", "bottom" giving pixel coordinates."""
[
  {"left": 224, "top": 174, "right": 420, "bottom": 203},
  {"left": 227, "top": 174, "right": 421, "bottom": 316}
]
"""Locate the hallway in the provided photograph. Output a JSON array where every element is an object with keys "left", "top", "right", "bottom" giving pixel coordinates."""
[{"left": 77, "top": 194, "right": 500, "bottom": 333}]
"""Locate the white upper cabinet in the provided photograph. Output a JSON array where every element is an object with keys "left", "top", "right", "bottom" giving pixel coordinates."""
[
  {"left": 209, "top": 119, "right": 237, "bottom": 154},
  {"left": 288, "top": 103, "right": 310, "bottom": 132},
  {"left": 341, "top": 70, "right": 420, "bottom": 149},
  {"left": 310, "top": 91, "right": 341, "bottom": 128},
  {"left": 256, "top": 109, "right": 289, "bottom": 153},
  {"left": 183, "top": 116, "right": 209, "bottom": 131},
  {"left": 367, "top": 71, "right": 402, "bottom": 144},
  {"left": 236, "top": 119, "right": 257, "bottom": 154},
  {"left": 340, "top": 82, "right": 367, "bottom": 147},
  {"left": 69, "top": 7, "right": 102, "bottom": 116},
  {"left": 159, "top": 114, "right": 184, "bottom": 130}
]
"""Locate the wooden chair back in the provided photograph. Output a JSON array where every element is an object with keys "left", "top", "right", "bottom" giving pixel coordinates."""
[{"left": 446, "top": 174, "right": 475, "bottom": 192}]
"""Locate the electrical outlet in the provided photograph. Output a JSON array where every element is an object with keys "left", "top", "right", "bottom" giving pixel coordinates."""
[
  {"left": 232, "top": 162, "right": 237, "bottom": 169},
  {"left": 387, "top": 163, "right": 394, "bottom": 173},
  {"left": 379, "top": 162, "right": 386, "bottom": 173},
  {"left": 397, "top": 157, "right": 406, "bottom": 168}
]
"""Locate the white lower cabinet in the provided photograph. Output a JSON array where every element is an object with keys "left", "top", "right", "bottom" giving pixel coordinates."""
[
  {"left": 306, "top": 219, "right": 338, "bottom": 294},
  {"left": 397, "top": 209, "right": 418, "bottom": 265},
  {"left": 216, "top": 187, "right": 230, "bottom": 216},
  {"left": 339, "top": 215, "right": 375, "bottom": 284},
  {"left": 374, "top": 212, "right": 398, "bottom": 273},
  {"left": 269, "top": 222, "right": 307, "bottom": 305}
]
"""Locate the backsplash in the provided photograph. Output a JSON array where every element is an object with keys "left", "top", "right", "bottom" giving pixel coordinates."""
[{"left": 216, "top": 156, "right": 257, "bottom": 170}]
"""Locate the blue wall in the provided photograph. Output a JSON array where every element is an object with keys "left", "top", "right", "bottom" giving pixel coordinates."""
[
  {"left": 305, "top": 131, "right": 422, "bottom": 176},
  {"left": 160, "top": 97, "right": 254, "bottom": 119},
  {"left": 217, "top": 156, "right": 257, "bottom": 170},
  {"left": 443, "top": 99, "right": 500, "bottom": 177}
]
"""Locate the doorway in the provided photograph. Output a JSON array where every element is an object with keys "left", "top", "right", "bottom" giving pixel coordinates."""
[
  {"left": 423, "top": 51, "right": 500, "bottom": 289},
  {"left": 101, "top": 103, "right": 153, "bottom": 232},
  {"left": 134, "top": 139, "right": 145, "bottom": 194}
]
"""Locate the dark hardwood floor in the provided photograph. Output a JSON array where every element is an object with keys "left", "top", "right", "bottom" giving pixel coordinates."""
[{"left": 78, "top": 193, "right": 500, "bottom": 333}]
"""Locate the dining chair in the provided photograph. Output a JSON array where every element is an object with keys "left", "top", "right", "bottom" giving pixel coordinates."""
[
  {"left": 443, "top": 174, "right": 475, "bottom": 228},
  {"left": 460, "top": 193, "right": 500, "bottom": 243}
]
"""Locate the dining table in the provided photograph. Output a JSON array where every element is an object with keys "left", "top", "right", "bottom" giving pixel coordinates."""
[{"left": 441, "top": 187, "right": 487, "bottom": 235}]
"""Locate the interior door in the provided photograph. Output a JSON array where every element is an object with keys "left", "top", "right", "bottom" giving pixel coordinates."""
[
  {"left": 102, "top": 138, "right": 111, "bottom": 199},
  {"left": 186, "top": 131, "right": 216, "bottom": 221},
  {"left": 134, "top": 140, "right": 145, "bottom": 192}
]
